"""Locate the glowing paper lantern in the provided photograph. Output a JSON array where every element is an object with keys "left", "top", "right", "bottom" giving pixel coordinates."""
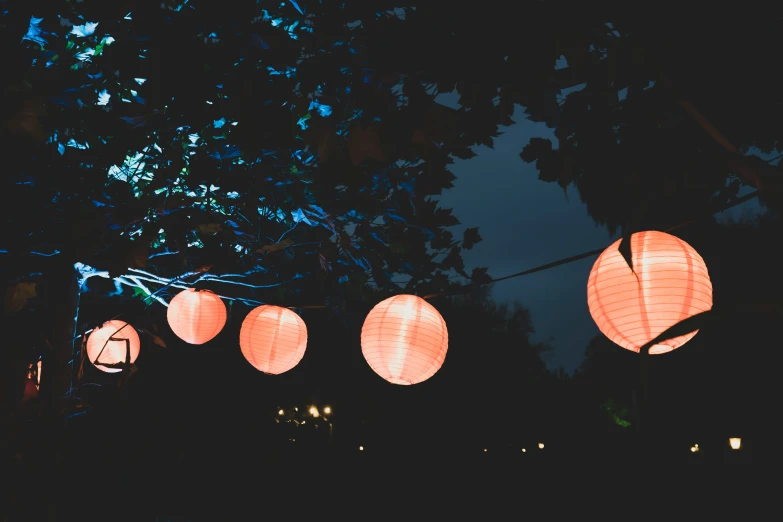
[
  {"left": 587, "top": 231, "right": 712, "bottom": 355},
  {"left": 86, "top": 320, "right": 141, "bottom": 373},
  {"left": 167, "top": 288, "right": 227, "bottom": 345},
  {"left": 361, "top": 294, "right": 448, "bottom": 385},
  {"left": 239, "top": 305, "right": 307, "bottom": 374}
]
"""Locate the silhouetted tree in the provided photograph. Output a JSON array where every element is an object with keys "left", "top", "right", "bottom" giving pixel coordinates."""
[{"left": 518, "top": 4, "right": 783, "bottom": 232}]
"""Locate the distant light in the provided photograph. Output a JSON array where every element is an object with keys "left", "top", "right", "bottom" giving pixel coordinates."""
[
  {"left": 521, "top": 448, "right": 526, "bottom": 453},
  {"left": 301, "top": 420, "right": 306, "bottom": 425},
  {"left": 483, "top": 448, "right": 488, "bottom": 452},
  {"left": 690, "top": 446, "right": 699, "bottom": 453},
  {"left": 309, "top": 406, "right": 319, "bottom": 417},
  {"left": 729, "top": 437, "right": 742, "bottom": 450},
  {"left": 359, "top": 445, "right": 364, "bottom": 451},
  {"left": 538, "top": 442, "right": 544, "bottom": 449},
  {"left": 278, "top": 409, "right": 285, "bottom": 416},
  {"left": 294, "top": 407, "right": 298, "bottom": 411},
  {"left": 323, "top": 406, "right": 332, "bottom": 415}
]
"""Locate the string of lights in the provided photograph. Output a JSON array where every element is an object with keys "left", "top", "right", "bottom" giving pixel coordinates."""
[{"left": 49, "top": 188, "right": 763, "bottom": 351}]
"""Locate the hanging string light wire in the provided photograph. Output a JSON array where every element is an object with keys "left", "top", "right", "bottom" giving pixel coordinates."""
[
  {"left": 422, "top": 190, "right": 759, "bottom": 299},
  {"left": 68, "top": 190, "right": 759, "bottom": 344}
]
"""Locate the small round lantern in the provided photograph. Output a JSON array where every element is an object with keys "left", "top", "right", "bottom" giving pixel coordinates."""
[
  {"left": 86, "top": 320, "right": 141, "bottom": 373},
  {"left": 167, "top": 288, "right": 227, "bottom": 345},
  {"left": 587, "top": 230, "right": 712, "bottom": 354},
  {"left": 361, "top": 294, "right": 448, "bottom": 385},
  {"left": 239, "top": 305, "right": 308, "bottom": 375}
]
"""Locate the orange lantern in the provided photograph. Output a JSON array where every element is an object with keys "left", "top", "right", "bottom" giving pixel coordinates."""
[
  {"left": 239, "top": 305, "right": 308, "bottom": 375},
  {"left": 361, "top": 294, "right": 448, "bottom": 385},
  {"left": 86, "top": 320, "right": 141, "bottom": 373},
  {"left": 167, "top": 288, "right": 227, "bottom": 344},
  {"left": 587, "top": 231, "right": 712, "bottom": 354}
]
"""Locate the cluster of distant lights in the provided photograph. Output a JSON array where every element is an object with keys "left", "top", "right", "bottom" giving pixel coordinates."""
[
  {"left": 484, "top": 442, "right": 545, "bottom": 453},
  {"left": 276, "top": 409, "right": 744, "bottom": 455},
  {"left": 278, "top": 405, "right": 333, "bottom": 444},
  {"left": 690, "top": 438, "right": 743, "bottom": 453},
  {"left": 278, "top": 405, "right": 332, "bottom": 419}
]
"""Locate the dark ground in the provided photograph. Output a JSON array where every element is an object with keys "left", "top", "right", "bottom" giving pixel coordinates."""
[{"left": 4, "top": 415, "right": 757, "bottom": 521}]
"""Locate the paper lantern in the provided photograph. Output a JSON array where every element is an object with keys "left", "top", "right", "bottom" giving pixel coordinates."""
[
  {"left": 167, "top": 288, "right": 226, "bottom": 344},
  {"left": 361, "top": 294, "right": 448, "bottom": 385},
  {"left": 587, "top": 230, "right": 712, "bottom": 355},
  {"left": 240, "top": 305, "right": 307, "bottom": 374},
  {"left": 86, "top": 320, "right": 141, "bottom": 373}
]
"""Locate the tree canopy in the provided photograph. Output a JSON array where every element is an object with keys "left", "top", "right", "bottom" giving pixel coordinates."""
[
  {"left": 2, "top": 0, "right": 508, "bottom": 311},
  {"left": 6, "top": 1, "right": 781, "bottom": 306}
]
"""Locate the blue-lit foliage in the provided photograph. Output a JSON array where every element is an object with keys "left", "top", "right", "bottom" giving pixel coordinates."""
[{"left": 3, "top": 0, "right": 496, "bottom": 303}]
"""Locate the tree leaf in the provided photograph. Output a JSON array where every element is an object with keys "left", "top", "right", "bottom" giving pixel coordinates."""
[
  {"left": 257, "top": 238, "right": 294, "bottom": 254},
  {"left": 637, "top": 310, "right": 714, "bottom": 354},
  {"left": 470, "top": 267, "right": 492, "bottom": 284},
  {"left": 4, "top": 282, "right": 38, "bottom": 313},
  {"left": 618, "top": 233, "right": 634, "bottom": 275},
  {"left": 440, "top": 246, "right": 464, "bottom": 271},
  {"left": 462, "top": 227, "right": 482, "bottom": 250},
  {"left": 196, "top": 223, "right": 222, "bottom": 236},
  {"left": 138, "top": 327, "right": 167, "bottom": 348},
  {"left": 519, "top": 137, "right": 553, "bottom": 163},
  {"left": 390, "top": 242, "right": 406, "bottom": 254},
  {"left": 348, "top": 124, "right": 385, "bottom": 166}
]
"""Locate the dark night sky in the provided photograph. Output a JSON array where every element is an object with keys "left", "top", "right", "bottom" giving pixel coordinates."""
[{"left": 439, "top": 104, "right": 765, "bottom": 373}]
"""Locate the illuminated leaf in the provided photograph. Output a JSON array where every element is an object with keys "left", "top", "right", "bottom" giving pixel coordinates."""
[
  {"left": 257, "top": 238, "right": 294, "bottom": 254},
  {"left": 196, "top": 223, "right": 223, "bottom": 236},
  {"left": 4, "top": 282, "right": 38, "bottom": 313}
]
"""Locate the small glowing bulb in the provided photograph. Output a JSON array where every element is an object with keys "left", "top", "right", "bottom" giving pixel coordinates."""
[
  {"left": 690, "top": 446, "right": 697, "bottom": 453},
  {"left": 729, "top": 437, "right": 741, "bottom": 450},
  {"left": 278, "top": 409, "right": 284, "bottom": 415},
  {"left": 521, "top": 448, "right": 526, "bottom": 453},
  {"left": 359, "top": 445, "right": 364, "bottom": 451},
  {"left": 483, "top": 448, "right": 488, "bottom": 452},
  {"left": 301, "top": 420, "right": 306, "bottom": 425},
  {"left": 309, "top": 406, "right": 319, "bottom": 417},
  {"left": 323, "top": 406, "right": 332, "bottom": 415},
  {"left": 538, "top": 442, "right": 544, "bottom": 449},
  {"left": 294, "top": 407, "right": 298, "bottom": 412}
]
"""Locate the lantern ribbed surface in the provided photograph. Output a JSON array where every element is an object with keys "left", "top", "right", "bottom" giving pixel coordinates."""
[
  {"left": 361, "top": 294, "right": 448, "bottom": 385},
  {"left": 167, "top": 288, "right": 227, "bottom": 345},
  {"left": 587, "top": 230, "right": 712, "bottom": 355},
  {"left": 86, "top": 320, "right": 141, "bottom": 373},
  {"left": 239, "top": 305, "right": 308, "bottom": 375}
]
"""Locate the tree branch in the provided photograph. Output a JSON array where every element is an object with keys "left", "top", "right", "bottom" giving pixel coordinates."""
[{"left": 0, "top": 249, "right": 61, "bottom": 256}]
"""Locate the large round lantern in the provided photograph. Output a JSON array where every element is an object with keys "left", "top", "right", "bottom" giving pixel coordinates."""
[
  {"left": 167, "top": 288, "right": 227, "bottom": 345},
  {"left": 86, "top": 320, "right": 141, "bottom": 373},
  {"left": 587, "top": 230, "right": 713, "bottom": 355},
  {"left": 361, "top": 294, "right": 449, "bottom": 385},
  {"left": 239, "top": 305, "right": 307, "bottom": 375}
]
